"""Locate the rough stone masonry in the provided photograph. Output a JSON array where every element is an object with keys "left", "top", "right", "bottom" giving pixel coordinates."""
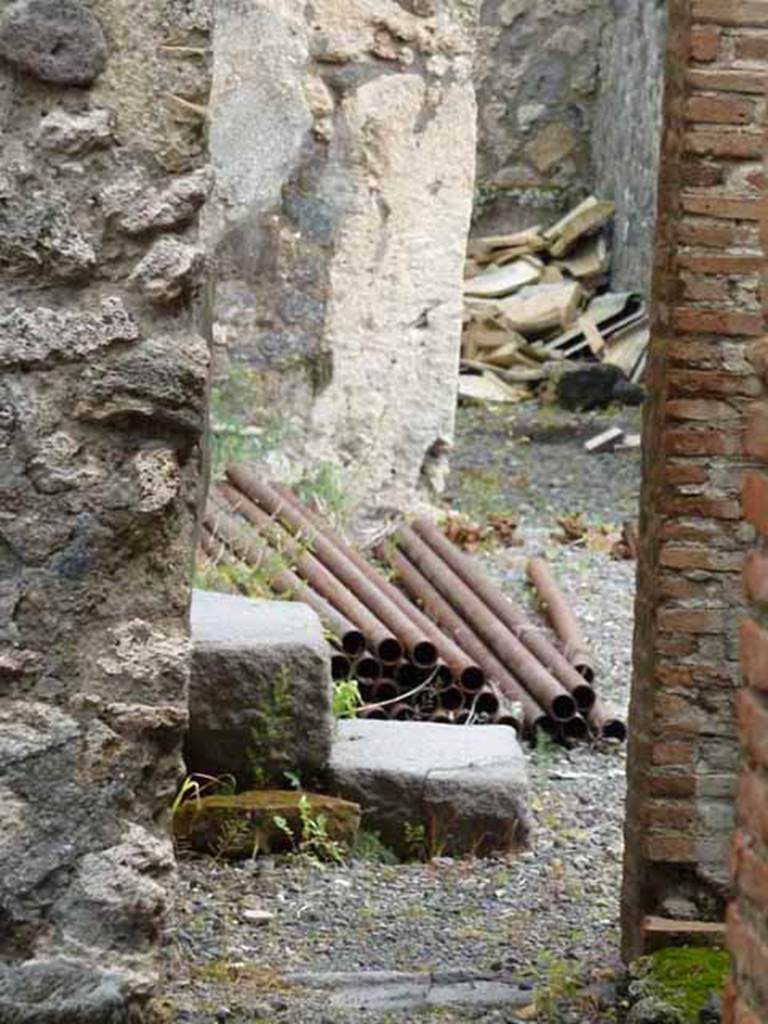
[
  {"left": 0, "top": 0, "right": 212, "bottom": 1019},
  {"left": 205, "top": 0, "right": 480, "bottom": 534}
]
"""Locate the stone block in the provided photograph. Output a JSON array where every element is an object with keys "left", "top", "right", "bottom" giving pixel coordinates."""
[
  {"left": 329, "top": 719, "right": 531, "bottom": 857},
  {"left": 187, "top": 590, "right": 333, "bottom": 788},
  {"left": 0, "top": 0, "right": 107, "bottom": 86}
]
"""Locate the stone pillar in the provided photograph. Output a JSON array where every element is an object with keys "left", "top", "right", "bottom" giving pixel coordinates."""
[
  {"left": 622, "top": 0, "right": 767, "bottom": 960},
  {"left": 206, "top": 0, "right": 479, "bottom": 534},
  {"left": 0, "top": 1, "right": 211, "bottom": 1018},
  {"left": 592, "top": 0, "right": 667, "bottom": 292}
]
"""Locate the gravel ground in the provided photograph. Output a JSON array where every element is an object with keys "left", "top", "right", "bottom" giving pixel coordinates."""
[{"left": 161, "top": 400, "right": 642, "bottom": 1024}]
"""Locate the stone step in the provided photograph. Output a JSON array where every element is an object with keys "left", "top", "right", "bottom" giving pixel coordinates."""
[{"left": 329, "top": 719, "right": 531, "bottom": 858}]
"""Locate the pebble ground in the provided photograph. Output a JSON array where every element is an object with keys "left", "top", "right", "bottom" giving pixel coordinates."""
[{"left": 162, "top": 400, "right": 643, "bottom": 1024}]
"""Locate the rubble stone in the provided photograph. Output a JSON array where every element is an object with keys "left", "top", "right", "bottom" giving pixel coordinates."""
[
  {"left": 105, "top": 169, "right": 211, "bottom": 236},
  {"left": 329, "top": 719, "right": 531, "bottom": 857},
  {"left": 0, "top": 0, "right": 212, "bottom": 1014},
  {"left": 38, "top": 108, "right": 115, "bottom": 154},
  {"left": 187, "top": 590, "right": 333, "bottom": 788},
  {"left": 129, "top": 236, "right": 206, "bottom": 304},
  {"left": 205, "top": 0, "right": 480, "bottom": 533},
  {"left": 0, "top": 0, "right": 108, "bottom": 86}
]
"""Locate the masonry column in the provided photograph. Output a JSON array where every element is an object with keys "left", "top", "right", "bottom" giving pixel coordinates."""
[
  {"left": 623, "top": 0, "right": 767, "bottom": 959},
  {"left": 0, "top": 0, "right": 211, "bottom": 1018}
]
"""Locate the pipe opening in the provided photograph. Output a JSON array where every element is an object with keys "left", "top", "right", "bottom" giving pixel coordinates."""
[
  {"left": 331, "top": 653, "right": 351, "bottom": 680},
  {"left": 411, "top": 639, "right": 438, "bottom": 668},
  {"left": 378, "top": 637, "right": 403, "bottom": 664},
  {"left": 356, "top": 656, "right": 381, "bottom": 681},
  {"left": 342, "top": 630, "right": 366, "bottom": 657},
  {"left": 459, "top": 666, "right": 484, "bottom": 692},
  {"left": 439, "top": 686, "right": 464, "bottom": 711},
  {"left": 475, "top": 690, "right": 500, "bottom": 716},
  {"left": 601, "top": 719, "right": 627, "bottom": 742},
  {"left": 573, "top": 684, "right": 596, "bottom": 713},
  {"left": 552, "top": 693, "right": 577, "bottom": 721},
  {"left": 562, "top": 715, "right": 588, "bottom": 741}
]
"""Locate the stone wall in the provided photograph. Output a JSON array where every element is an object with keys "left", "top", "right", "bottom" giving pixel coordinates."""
[
  {"left": 473, "top": 0, "right": 610, "bottom": 237},
  {"left": 622, "top": 0, "right": 766, "bottom": 960},
  {"left": 593, "top": 0, "right": 667, "bottom": 292},
  {"left": 206, "top": 0, "right": 479, "bottom": 535},
  {"left": 0, "top": 0, "right": 211, "bottom": 1018}
]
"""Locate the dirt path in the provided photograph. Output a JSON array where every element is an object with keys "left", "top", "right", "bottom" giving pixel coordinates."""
[{"left": 162, "top": 401, "right": 642, "bottom": 1024}]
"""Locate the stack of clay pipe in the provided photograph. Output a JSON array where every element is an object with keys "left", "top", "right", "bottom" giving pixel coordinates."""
[{"left": 201, "top": 466, "right": 626, "bottom": 745}]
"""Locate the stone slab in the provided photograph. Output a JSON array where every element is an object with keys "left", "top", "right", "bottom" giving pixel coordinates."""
[
  {"left": 329, "top": 720, "right": 531, "bottom": 857},
  {"left": 187, "top": 590, "right": 333, "bottom": 788}
]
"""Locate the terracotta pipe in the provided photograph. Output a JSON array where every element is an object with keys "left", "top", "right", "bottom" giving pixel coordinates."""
[
  {"left": 270, "top": 481, "right": 484, "bottom": 691},
  {"left": 330, "top": 650, "right": 352, "bottom": 680},
  {"left": 368, "top": 679, "right": 399, "bottom": 704},
  {"left": 412, "top": 519, "right": 595, "bottom": 711},
  {"left": 228, "top": 470, "right": 438, "bottom": 669},
  {"left": 354, "top": 654, "right": 382, "bottom": 681},
  {"left": 357, "top": 706, "right": 388, "bottom": 720},
  {"left": 389, "top": 703, "right": 415, "bottom": 721},
  {"left": 473, "top": 686, "right": 500, "bottom": 717},
  {"left": 377, "top": 541, "right": 550, "bottom": 733},
  {"left": 588, "top": 697, "right": 627, "bottom": 741},
  {"left": 526, "top": 556, "right": 596, "bottom": 684},
  {"left": 437, "top": 685, "right": 465, "bottom": 712},
  {"left": 204, "top": 500, "right": 368, "bottom": 659},
  {"left": 560, "top": 715, "right": 589, "bottom": 742},
  {"left": 213, "top": 486, "right": 401, "bottom": 664}
]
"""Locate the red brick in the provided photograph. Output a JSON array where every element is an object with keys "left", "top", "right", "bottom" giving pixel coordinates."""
[
  {"left": 649, "top": 774, "right": 697, "bottom": 798},
  {"left": 682, "top": 273, "right": 732, "bottom": 303},
  {"left": 743, "top": 472, "right": 768, "bottom": 533},
  {"left": 661, "top": 544, "right": 743, "bottom": 571},
  {"left": 737, "top": 687, "right": 768, "bottom": 770},
  {"left": 737, "top": 770, "right": 768, "bottom": 845},
  {"left": 664, "top": 463, "right": 710, "bottom": 484},
  {"left": 666, "top": 397, "right": 738, "bottom": 420},
  {"left": 741, "top": 619, "right": 768, "bottom": 692},
  {"left": 658, "top": 607, "right": 726, "bottom": 633},
  {"left": 673, "top": 306, "right": 765, "bottom": 337},
  {"left": 687, "top": 68, "right": 768, "bottom": 94},
  {"left": 677, "top": 254, "right": 765, "bottom": 277},
  {"left": 643, "top": 834, "right": 698, "bottom": 862},
  {"left": 678, "top": 219, "right": 743, "bottom": 246},
  {"left": 656, "top": 665, "right": 694, "bottom": 686},
  {"left": 733, "top": 998, "right": 763, "bottom": 1024},
  {"left": 643, "top": 800, "right": 697, "bottom": 829},
  {"left": 685, "top": 131, "right": 763, "bottom": 158},
  {"left": 685, "top": 94, "right": 755, "bottom": 124},
  {"left": 748, "top": 337, "right": 768, "bottom": 380},
  {"left": 659, "top": 576, "right": 718, "bottom": 600},
  {"left": 727, "top": 902, "right": 768, "bottom": 1005},
  {"left": 652, "top": 741, "right": 695, "bottom": 766},
  {"left": 735, "top": 35, "right": 768, "bottom": 61},
  {"left": 659, "top": 520, "right": 723, "bottom": 542},
  {"left": 660, "top": 494, "right": 742, "bottom": 519},
  {"left": 664, "top": 429, "right": 740, "bottom": 456},
  {"left": 691, "top": 25, "right": 721, "bottom": 61},
  {"left": 682, "top": 160, "right": 726, "bottom": 187},
  {"left": 657, "top": 634, "right": 698, "bottom": 657},
  {"left": 733, "top": 834, "right": 768, "bottom": 919},
  {"left": 693, "top": 1, "right": 768, "bottom": 25},
  {"left": 682, "top": 194, "right": 763, "bottom": 220},
  {"left": 744, "top": 549, "right": 768, "bottom": 603},
  {"left": 744, "top": 402, "right": 768, "bottom": 459}
]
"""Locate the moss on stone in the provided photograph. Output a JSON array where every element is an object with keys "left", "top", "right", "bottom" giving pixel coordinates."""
[{"left": 641, "top": 947, "right": 730, "bottom": 1024}]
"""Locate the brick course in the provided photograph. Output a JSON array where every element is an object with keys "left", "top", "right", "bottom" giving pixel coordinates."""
[{"left": 622, "top": 2, "right": 768, "bottom": 993}]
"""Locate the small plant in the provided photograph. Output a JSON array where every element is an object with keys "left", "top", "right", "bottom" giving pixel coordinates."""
[
  {"left": 333, "top": 678, "right": 362, "bottom": 719},
  {"left": 296, "top": 462, "right": 348, "bottom": 527},
  {"left": 273, "top": 795, "right": 347, "bottom": 863},
  {"left": 170, "top": 773, "right": 236, "bottom": 816},
  {"left": 403, "top": 821, "right": 428, "bottom": 861}
]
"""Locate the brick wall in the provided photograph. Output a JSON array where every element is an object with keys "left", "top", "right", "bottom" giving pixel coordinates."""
[
  {"left": 725, "top": 3, "right": 768, "bottom": 1015},
  {"left": 622, "top": 0, "right": 767, "bottom": 960}
]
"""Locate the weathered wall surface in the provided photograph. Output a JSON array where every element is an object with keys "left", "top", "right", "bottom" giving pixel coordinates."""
[
  {"left": 622, "top": 0, "right": 766, "bottom": 960},
  {"left": 473, "top": 0, "right": 611, "bottom": 236},
  {"left": 206, "top": 0, "right": 479, "bottom": 534},
  {"left": 473, "top": 0, "right": 667, "bottom": 292},
  {"left": 0, "top": 0, "right": 211, "bottom": 1018},
  {"left": 593, "top": 0, "right": 667, "bottom": 291}
]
